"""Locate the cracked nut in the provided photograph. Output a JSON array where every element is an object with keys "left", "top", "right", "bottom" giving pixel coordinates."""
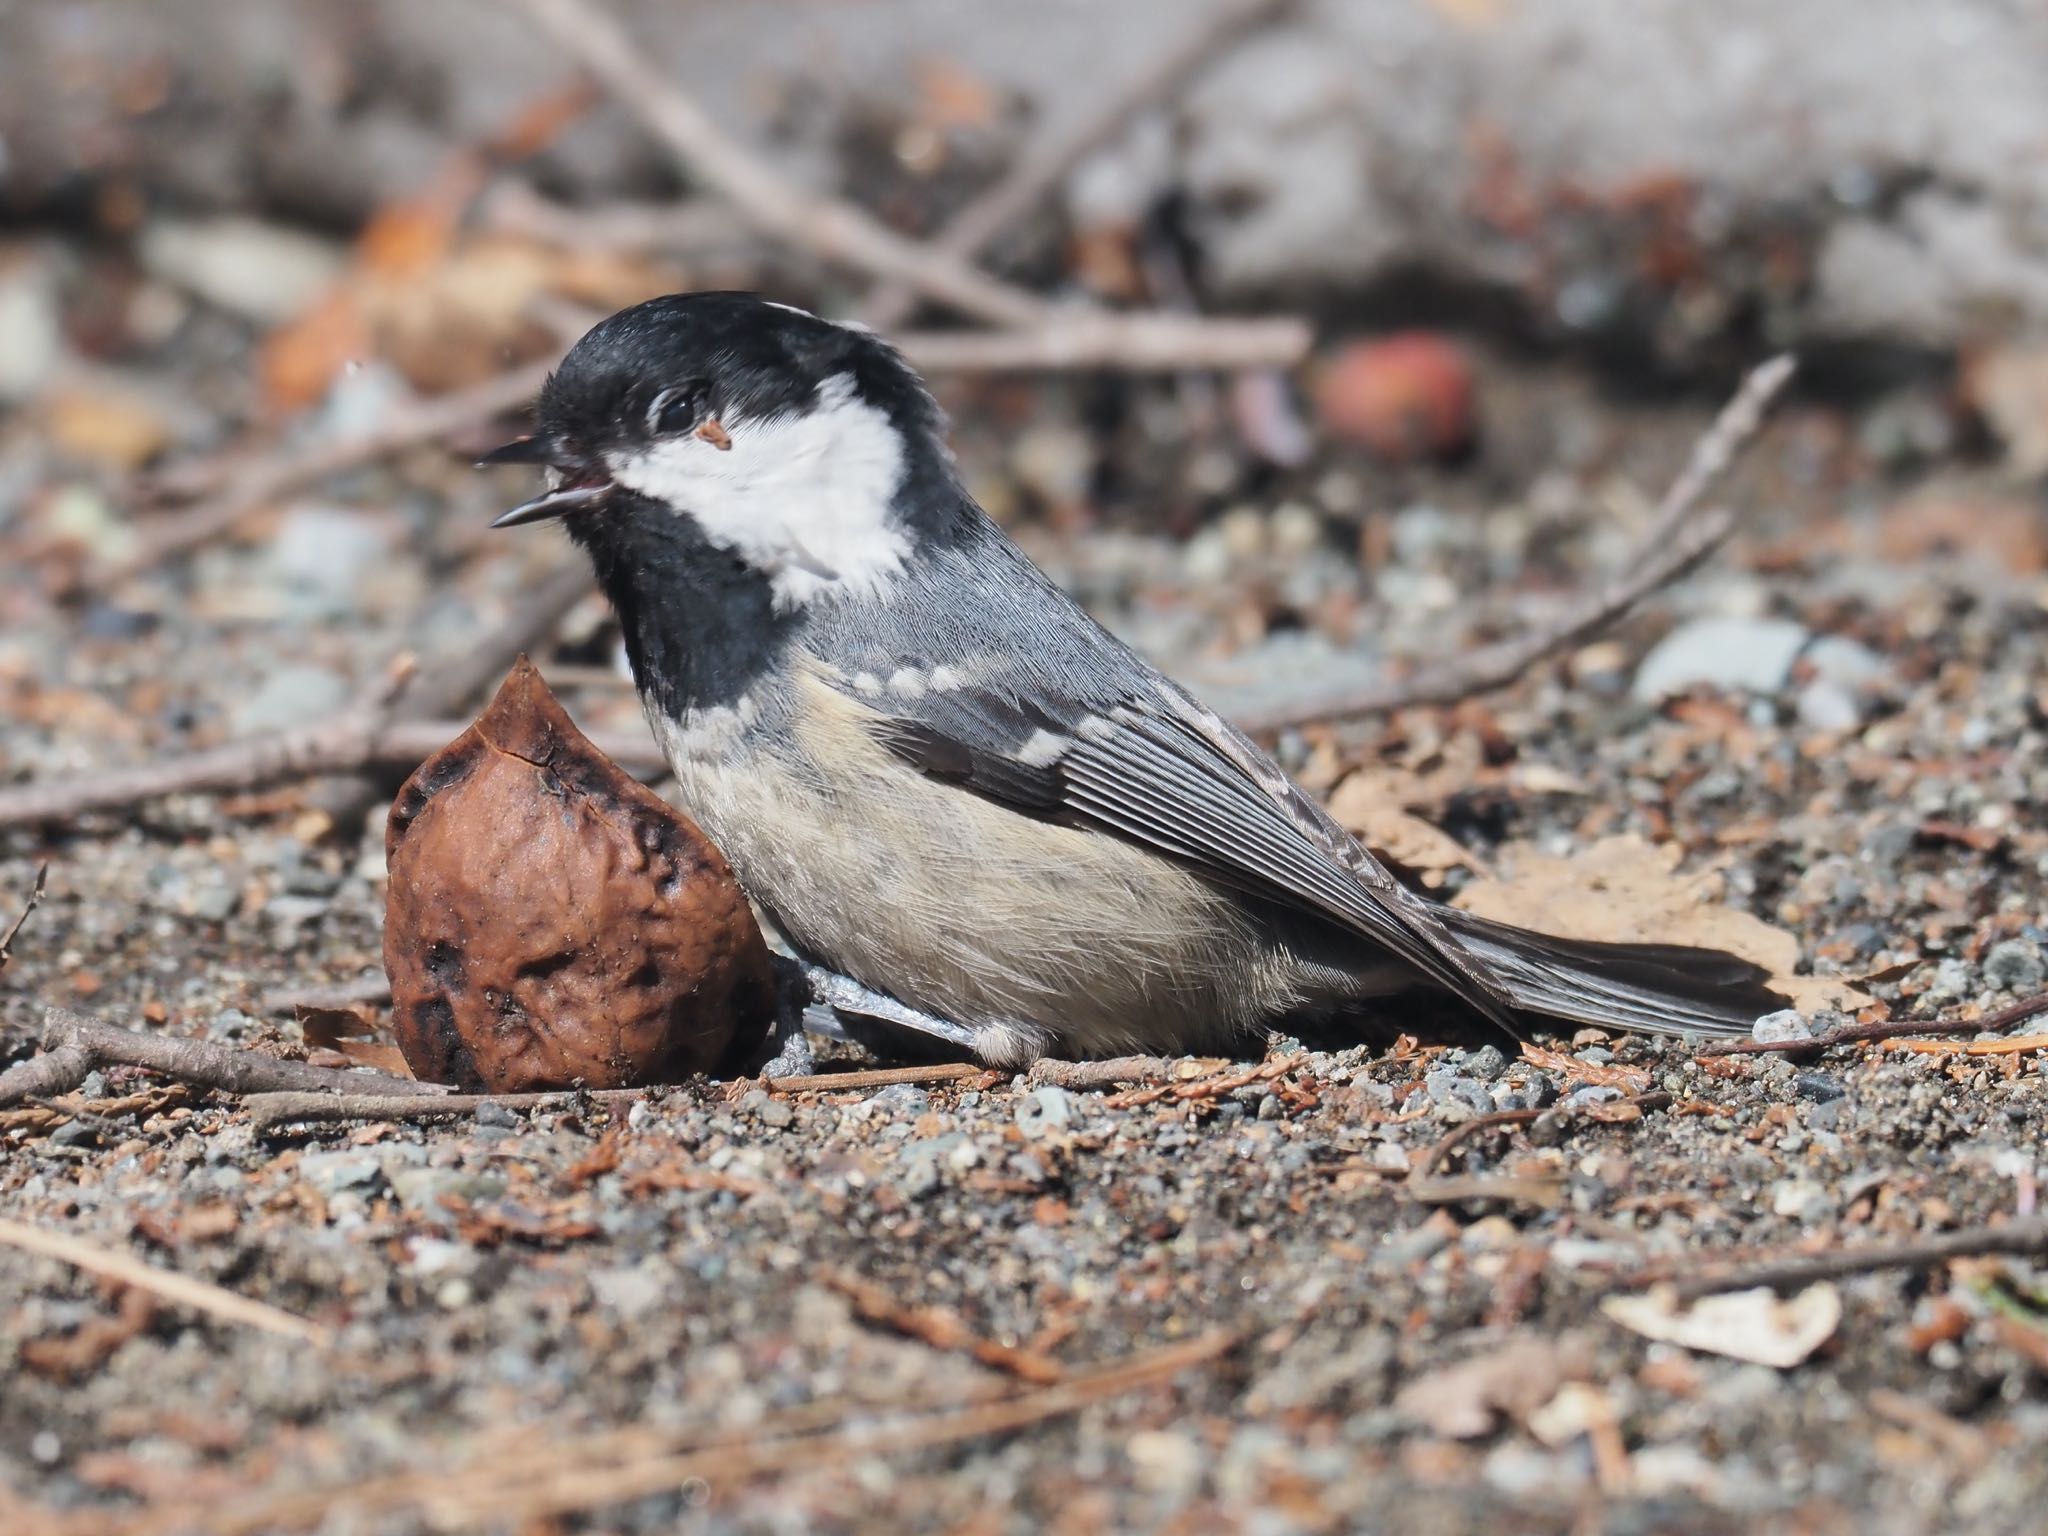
[{"left": 383, "top": 656, "right": 772, "bottom": 1091}]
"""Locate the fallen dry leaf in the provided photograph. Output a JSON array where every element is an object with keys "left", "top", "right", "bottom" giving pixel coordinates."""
[
  {"left": 296, "top": 1004, "right": 413, "bottom": 1079},
  {"left": 1602, "top": 1283, "right": 1841, "bottom": 1368},
  {"left": 1521, "top": 1042, "right": 1652, "bottom": 1093},
  {"left": 1392, "top": 1333, "right": 1585, "bottom": 1438},
  {"left": 1454, "top": 835, "right": 1867, "bottom": 1011}
]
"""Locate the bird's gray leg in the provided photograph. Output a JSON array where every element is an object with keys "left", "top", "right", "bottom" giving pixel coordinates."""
[{"left": 763, "top": 954, "right": 983, "bottom": 1067}]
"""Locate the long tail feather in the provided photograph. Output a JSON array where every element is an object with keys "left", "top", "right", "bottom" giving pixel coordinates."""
[{"left": 1438, "top": 908, "right": 1788, "bottom": 1038}]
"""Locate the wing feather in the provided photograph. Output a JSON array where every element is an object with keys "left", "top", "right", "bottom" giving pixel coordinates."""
[{"left": 832, "top": 653, "right": 1514, "bottom": 1023}]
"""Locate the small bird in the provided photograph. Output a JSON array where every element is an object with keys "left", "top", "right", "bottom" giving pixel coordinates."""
[{"left": 484, "top": 292, "right": 1786, "bottom": 1066}]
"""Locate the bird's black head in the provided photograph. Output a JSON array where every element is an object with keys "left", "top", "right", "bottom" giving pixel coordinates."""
[{"left": 483, "top": 292, "right": 963, "bottom": 610}]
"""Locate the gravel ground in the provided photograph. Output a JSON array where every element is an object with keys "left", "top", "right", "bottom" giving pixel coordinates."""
[{"left": 5, "top": 315, "right": 2048, "bottom": 1533}]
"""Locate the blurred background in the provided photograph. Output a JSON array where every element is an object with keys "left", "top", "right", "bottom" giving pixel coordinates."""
[{"left": 9, "top": 8, "right": 2048, "bottom": 1532}]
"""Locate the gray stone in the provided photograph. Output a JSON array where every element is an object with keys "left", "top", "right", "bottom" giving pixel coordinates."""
[
  {"left": 1985, "top": 939, "right": 2046, "bottom": 996},
  {"left": 1753, "top": 1009, "right": 1814, "bottom": 1043},
  {"left": 1016, "top": 1085, "right": 1074, "bottom": 1138},
  {"left": 299, "top": 1151, "right": 385, "bottom": 1197},
  {"left": 1634, "top": 618, "right": 1809, "bottom": 702},
  {"left": 869, "top": 1084, "right": 930, "bottom": 1115},
  {"left": 1464, "top": 1044, "right": 1509, "bottom": 1081},
  {"left": 229, "top": 665, "right": 351, "bottom": 735}
]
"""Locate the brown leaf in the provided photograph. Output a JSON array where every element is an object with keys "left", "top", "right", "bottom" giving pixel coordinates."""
[
  {"left": 297, "top": 1004, "right": 414, "bottom": 1079},
  {"left": 1521, "top": 1043, "right": 1652, "bottom": 1094},
  {"left": 1454, "top": 835, "right": 1867, "bottom": 1011},
  {"left": 1393, "top": 1334, "right": 1585, "bottom": 1438}
]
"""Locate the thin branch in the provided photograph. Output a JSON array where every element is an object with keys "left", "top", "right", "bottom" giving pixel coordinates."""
[
  {"left": 1659, "top": 1219, "right": 2048, "bottom": 1303},
  {"left": 0, "top": 1045, "right": 92, "bottom": 1109},
  {"left": 0, "top": 1007, "right": 446, "bottom": 1111},
  {"left": 1027, "top": 1054, "right": 1187, "bottom": 1091},
  {"left": 511, "top": 0, "right": 1039, "bottom": 327},
  {"left": 1696, "top": 991, "right": 2048, "bottom": 1058},
  {"left": 765, "top": 1062, "right": 992, "bottom": 1095},
  {"left": 247, "top": 1063, "right": 993, "bottom": 1133},
  {"left": 0, "top": 862, "right": 48, "bottom": 972},
  {"left": 896, "top": 314, "right": 1309, "bottom": 373},
  {"left": 823, "top": 1270, "right": 1065, "bottom": 1383},
  {"left": 0, "top": 565, "right": 610, "bottom": 832},
  {"left": 860, "top": 0, "right": 1290, "bottom": 330},
  {"left": 1236, "top": 355, "right": 1798, "bottom": 733},
  {"left": 509, "top": 0, "right": 1308, "bottom": 371},
  {"left": 0, "top": 1216, "right": 332, "bottom": 1346}
]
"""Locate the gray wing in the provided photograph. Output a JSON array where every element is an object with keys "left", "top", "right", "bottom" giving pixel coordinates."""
[{"left": 802, "top": 560, "right": 1515, "bottom": 1023}]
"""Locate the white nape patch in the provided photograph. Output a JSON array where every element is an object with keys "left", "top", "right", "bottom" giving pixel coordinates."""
[
  {"left": 607, "top": 373, "right": 909, "bottom": 610},
  {"left": 1014, "top": 728, "right": 1069, "bottom": 768}
]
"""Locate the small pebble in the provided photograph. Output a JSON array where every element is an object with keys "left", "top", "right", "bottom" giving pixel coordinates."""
[
  {"left": 1017, "top": 1086, "right": 1074, "bottom": 1137},
  {"left": 1795, "top": 1072, "right": 1847, "bottom": 1103},
  {"left": 1464, "top": 1044, "right": 1509, "bottom": 1081},
  {"left": 1985, "top": 939, "right": 2046, "bottom": 996},
  {"left": 869, "top": 1084, "right": 930, "bottom": 1115},
  {"left": 1752, "top": 1009, "right": 1814, "bottom": 1043}
]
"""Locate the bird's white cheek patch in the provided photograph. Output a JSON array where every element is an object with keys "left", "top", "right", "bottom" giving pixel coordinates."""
[{"left": 607, "top": 374, "right": 911, "bottom": 610}]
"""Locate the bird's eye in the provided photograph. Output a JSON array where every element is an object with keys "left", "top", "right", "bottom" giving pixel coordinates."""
[{"left": 646, "top": 382, "right": 706, "bottom": 437}]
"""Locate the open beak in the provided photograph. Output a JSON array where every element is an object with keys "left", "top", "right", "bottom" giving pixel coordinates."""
[{"left": 479, "top": 437, "right": 614, "bottom": 529}]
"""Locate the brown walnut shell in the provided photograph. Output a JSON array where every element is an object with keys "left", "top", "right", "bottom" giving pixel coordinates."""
[{"left": 383, "top": 657, "right": 771, "bottom": 1091}]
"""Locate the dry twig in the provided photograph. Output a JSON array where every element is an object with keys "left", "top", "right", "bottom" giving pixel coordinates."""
[
  {"left": 510, "top": 0, "right": 1307, "bottom": 367},
  {"left": 1027, "top": 1055, "right": 1190, "bottom": 1091},
  {"left": 248, "top": 1063, "right": 990, "bottom": 1133},
  {"left": 1416, "top": 1107, "right": 1544, "bottom": 1178},
  {"left": 894, "top": 314, "right": 1309, "bottom": 373},
  {"left": 514, "top": 0, "right": 1036, "bottom": 326},
  {"left": 0, "top": 863, "right": 48, "bottom": 973},
  {"left": 0, "top": 1007, "right": 442, "bottom": 1111},
  {"left": 0, "top": 1216, "right": 332, "bottom": 1346},
  {"left": 1659, "top": 1219, "right": 2048, "bottom": 1303},
  {"left": 1696, "top": 990, "right": 2048, "bottom": 1058},
  {"left": 824, "top": 1270, "right": 1065, "bottom": 1383},
  {"left": 0, "top": 564, "right": 607, "bottom": 831},
  {"left": 1237, "top": 354, "right": 1797, "bottom": 733}
]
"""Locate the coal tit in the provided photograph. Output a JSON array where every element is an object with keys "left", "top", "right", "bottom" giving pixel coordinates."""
[{"left": 484, "top": 292, "right": 1786, "bottom": 1065}]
